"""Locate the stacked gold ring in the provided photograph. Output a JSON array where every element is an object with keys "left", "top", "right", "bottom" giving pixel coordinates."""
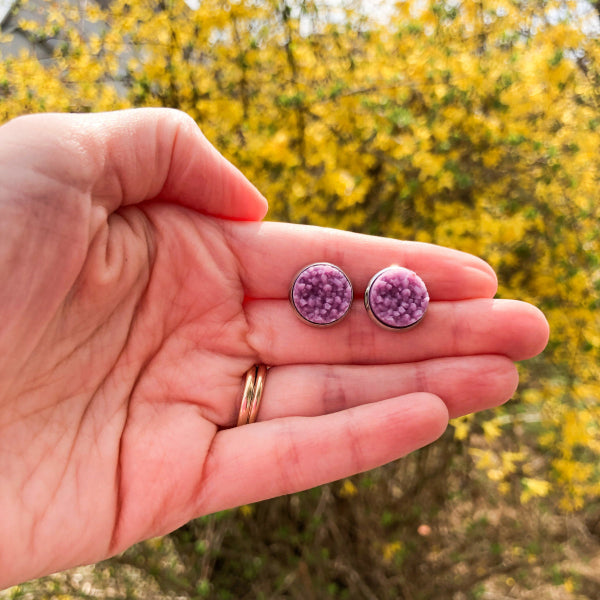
[{"left": 237, "top": 364, "right": 268, "bottom": 426}]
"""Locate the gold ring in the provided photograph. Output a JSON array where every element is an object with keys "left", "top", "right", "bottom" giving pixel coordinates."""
[
  {"left": 237, "top": 366, "right": 257, "bottom": 426},
  {"left": 248, "top": 364, "right": 267, "bottom": 424},
  {"left": 237, "top": 364, "right": 268, "bottom": 426}
]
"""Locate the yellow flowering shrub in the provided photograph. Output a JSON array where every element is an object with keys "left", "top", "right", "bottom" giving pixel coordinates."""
[{"left": 1, "top": 0, "right": 599, "bottom": 513}]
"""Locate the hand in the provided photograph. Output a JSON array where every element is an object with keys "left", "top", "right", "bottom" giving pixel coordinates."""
[{"left": 0, "top": 109, "right": 549, "bottom": 587}]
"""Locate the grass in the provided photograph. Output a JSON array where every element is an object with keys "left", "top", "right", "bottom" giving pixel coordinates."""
[{"left": 3, "top": 430, "right": 600, "bottom": 600}]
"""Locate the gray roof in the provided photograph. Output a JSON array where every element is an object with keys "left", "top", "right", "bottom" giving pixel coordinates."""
[{"left": 0, "top": 0, "right": 13, "bottom": 26}]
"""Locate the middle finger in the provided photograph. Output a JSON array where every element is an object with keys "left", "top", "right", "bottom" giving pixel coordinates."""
[{"left": 245, "top": 298, "right": 548, "bottom": 365}]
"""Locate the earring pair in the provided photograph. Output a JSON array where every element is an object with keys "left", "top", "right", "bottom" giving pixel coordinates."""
[{"left": 289, "top": 262, "right": 429, "bottom": 330}]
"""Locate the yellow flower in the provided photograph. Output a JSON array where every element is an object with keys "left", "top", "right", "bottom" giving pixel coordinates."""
[
  {"left": 382, "top": 541, "right": 403, "bottom": 564},
  {"left": 340, "top": 479, "right": 358, "bottom": 498},
  {"left": 520, "top": 478, "right": 550, "bottom": 504}
]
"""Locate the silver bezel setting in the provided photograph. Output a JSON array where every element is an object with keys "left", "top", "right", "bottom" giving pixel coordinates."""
[
  {"left": 364, "top": 266, "right": 428, "bottom": 331},
  {"left": 289, "top": 262, "right": 354, "bottom": 327}
]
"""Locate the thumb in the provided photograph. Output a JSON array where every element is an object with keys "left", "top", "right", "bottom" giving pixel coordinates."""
[{"left": 1, "top": 108, "right": 268, "bottom": 221}]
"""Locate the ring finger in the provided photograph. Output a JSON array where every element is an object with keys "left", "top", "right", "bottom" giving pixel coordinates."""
[{"left": 248, "top": 354, "right": 518, "bottom": 424}]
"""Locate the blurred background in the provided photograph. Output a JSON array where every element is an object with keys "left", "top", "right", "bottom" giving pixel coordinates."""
[{"left": 0, "top": 0, "right": 599, "bottom": 598}]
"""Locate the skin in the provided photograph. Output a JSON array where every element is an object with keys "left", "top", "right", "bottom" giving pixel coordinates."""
[{"left": 0, "top": 108, "right": 549, "bottom": 588}]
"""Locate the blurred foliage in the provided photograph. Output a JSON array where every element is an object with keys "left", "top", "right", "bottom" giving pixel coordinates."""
[{"left": 1, "top": 0, "right": 600, "bottom": 597}]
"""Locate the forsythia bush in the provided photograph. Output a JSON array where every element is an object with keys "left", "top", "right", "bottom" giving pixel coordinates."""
[{"left": 1, "top": 0, "right": 599, "bottom": 512}]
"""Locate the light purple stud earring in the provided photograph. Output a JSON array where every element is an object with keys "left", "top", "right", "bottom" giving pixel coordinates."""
[
  {"left": 364, "top": 266, "right": 429, "bottom": 330},
  {"left": 290, "top": 263, "right": 353, "bottom": 326}
]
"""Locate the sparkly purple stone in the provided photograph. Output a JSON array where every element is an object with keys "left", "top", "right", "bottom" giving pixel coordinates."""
[
  {"left": 366, "top": 266, "right": 429, "bottom": 329},
  {"left": 291, "top": 263, "right": 353, "bottom": 325}
]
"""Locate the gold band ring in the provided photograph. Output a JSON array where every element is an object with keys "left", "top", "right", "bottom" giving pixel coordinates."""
[
  {"left": 237, "top": 364, "right": 268, "bottom": 426},
  {"left": 237, "top": 367, "right": 256, "bottom": 426},
  {"left": 248, "top": 364, "right": 267, "bottom": 424}
]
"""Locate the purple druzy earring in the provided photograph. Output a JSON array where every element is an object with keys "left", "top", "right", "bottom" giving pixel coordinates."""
[
  {"left": 290, "top": 263, "right": 353, "bottom": 326},
  {"left": 364, "top": 266, "right": 429, "bottom": 330}
]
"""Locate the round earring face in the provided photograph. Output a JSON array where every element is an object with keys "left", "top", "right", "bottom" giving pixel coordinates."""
[
  {"left": 365, "top": 266, "right": 429, "bottom": 330},
  {"left": 290, "top": 263, "right": 353, "bottom": 326}
]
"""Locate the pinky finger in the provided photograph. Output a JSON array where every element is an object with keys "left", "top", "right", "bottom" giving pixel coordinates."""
[{"left": 195, "top": 393, "right": 448, "bottom": 515}]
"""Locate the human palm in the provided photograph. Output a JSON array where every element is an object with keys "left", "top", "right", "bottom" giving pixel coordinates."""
[{"left": 0, "top": 109, "right": 548, "bottom": 588}]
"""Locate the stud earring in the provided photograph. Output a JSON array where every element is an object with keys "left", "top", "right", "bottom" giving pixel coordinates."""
[
  {"left": 290, "top": 263, "right": 353, "bottom": 326},
  {"left": 364, "top": 266, "right": 429, "bottom": 330}
]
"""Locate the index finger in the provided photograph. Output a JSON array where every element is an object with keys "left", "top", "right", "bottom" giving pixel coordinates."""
[{"left": 224, "top": 221, "right": 497, "bottom": 300}]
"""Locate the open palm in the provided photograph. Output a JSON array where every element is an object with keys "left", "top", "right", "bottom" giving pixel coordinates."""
[{"left": 0, "top": 109, "right": 548, "bottom": 587}]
